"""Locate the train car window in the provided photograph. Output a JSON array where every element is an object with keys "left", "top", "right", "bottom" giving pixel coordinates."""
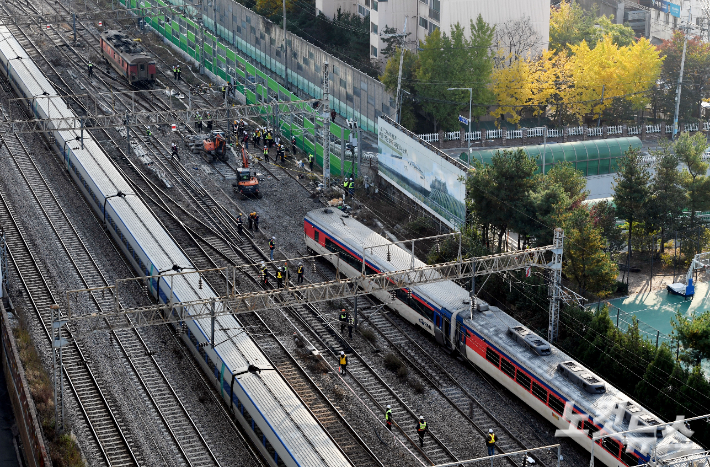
[
  {"left": 314, "top": 230, "right": 319, "bottom": 242},
  {"left": 583, "top": 420, "right": 599, "bottom": 438},
  {"left": 485, "top": 347, "right": 500, "bottom": 367},
  {"left": 548, "top": 395, "right": 565, "bottom": 415},
  {"left": 621, "top": 447, "right": 639, "bottom": 466},
  {"left": 516, "top": 371, "right": 531, "bottom": 390},
  {"left": 500, "top": 358, "right": 515, "bottom": 379},
  {"left": 602, "top": 437, "right": 620, "bottom": 458},
  {"left": 532, "top": 381, "right": 548, "bottom": 402}
]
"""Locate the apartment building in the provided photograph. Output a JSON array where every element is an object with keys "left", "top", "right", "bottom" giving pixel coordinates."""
[{"left": 316, "top": 0, "right": 551, "bottom": 62}]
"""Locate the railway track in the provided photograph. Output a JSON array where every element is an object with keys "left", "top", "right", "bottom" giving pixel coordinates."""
[
  {"left": 237, "top": 312, "right": 383, "bottom": 467},
  {"left": 0, "top": 9, "right": 270, "bottom": 465},
  {"left": 0, "top": 182, "right": 141, "bottom": 466},
  {"left": 307, "top": 255, "right": 556, "bottom": 467},
  {"left": 364, "top": 311, "right": 554, "bottom": 467},
  {"left": 0, "top": 112, "right": 222, "bottom": 466},
  {"left": 277, "top": 295, "right": 459, "bottom": 466}
]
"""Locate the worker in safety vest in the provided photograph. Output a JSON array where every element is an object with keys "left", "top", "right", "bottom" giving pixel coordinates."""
[
  {"left": 417, "top": 416, "right": 427, "bottom": 447},
  {"left": 172, "top": 65, "right": 177, "bottom": 79},
  {"left": 88, "top": 62, "right": 94, "bottom": 78},
  {"left": 347, "top": 315, "right": 354, "bottom": 339},
  {"left": 348, "top": 178, "right": 355, "bottom": 197},
  {"left": 236, "top": 213, "right": 243, "bottom": 235},
  {"left": 297, "top": 263, "right": 304, "bottom": 284},
  {"left": 339, "top": 309, "right": 348, "bottom": 335},
  {"left": 276, "top": 267, "right": 284, "bottom": 288},
  {"left": 263, "top": 146, "right": 270, "bottom": 163},
  {"left": 176, "top": 64, "right": 181, "bottom": 80},
  {"left": 269, "top": 237, "right": 276, "bottom": 261},
  {"left": 486, "top": 429, "right": 496, "bottom": 456},
  {"left": 261, "top": 262, "right": 269, "bottom": 286},
  {"left": 308, "top": 153, "right": 314, "bottom": 171},
  {"left": 385, "top": 405, "right": 393, "bottom": 431},
  {"left": 339, "top": 351, "right": 348, "bottom": 376}
]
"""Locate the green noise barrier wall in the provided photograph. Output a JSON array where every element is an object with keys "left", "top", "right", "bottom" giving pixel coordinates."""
[{"left": 127, "top": 0, "right": 355, "bottom": 176}]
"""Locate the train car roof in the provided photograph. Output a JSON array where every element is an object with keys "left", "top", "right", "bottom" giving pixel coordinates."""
[
  {"left": 305, "top": 208, "right": 704, "bottom": 462},
  {"left": 102, "top": 30, "right": 153, "bottom": 62},
  {"left": 0, "top": 21, "right": 349, "bottom": 466}
]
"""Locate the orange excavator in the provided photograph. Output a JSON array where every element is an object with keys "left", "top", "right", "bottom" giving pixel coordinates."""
[
  {"left": 203, "top": 130, "right": 228, "bottom": 162},
  {"left": 233, "top": 145, "right": 261, "bottom": 198}
]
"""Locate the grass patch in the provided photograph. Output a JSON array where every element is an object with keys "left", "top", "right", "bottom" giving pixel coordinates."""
[
  {"left": 359, "top": 327, "right": 377, "bottom": 344},
  {"left": 384, "top": 352, "right": 408, "bottom": 379},
  {"left": 408, "top": 378, "right": 425, "bottom": 393},
  {"left": 12, "top": 322, "right": 85, "bottom": 467}
]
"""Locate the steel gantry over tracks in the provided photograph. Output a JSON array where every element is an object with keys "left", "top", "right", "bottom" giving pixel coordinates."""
[
  {"left": 61, "top": 230, "right": 580, "bottom": 342},
  {"left": 0, "top": 99, "right": 321, "bottom": 133}
]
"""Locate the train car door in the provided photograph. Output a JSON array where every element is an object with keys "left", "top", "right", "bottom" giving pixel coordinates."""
[
  {"left": 434, "top": 314, "right": 444, "bottom": 346},
  {"left": 434, "top": 312, "right": 452, "bottom": 349}
]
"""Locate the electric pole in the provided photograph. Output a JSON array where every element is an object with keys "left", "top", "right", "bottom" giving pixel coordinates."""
[
  {"left": 673, "top": 6, "right": 692, "bottom": 140},
  {"left": 283, "top": 0, "right": 288, "bottom": 91},
  {"left": 381, "top": 17, "right": 408, "bottom": 124},
  {"left": 322, "top": 61, "right": 330, "bottom": 188}
]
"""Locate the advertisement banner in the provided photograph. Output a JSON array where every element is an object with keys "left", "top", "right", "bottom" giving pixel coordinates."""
[
  {"left": 650, "top": 0, "right": 680, "bottom": 18},
  {"left": 377, "top": 117, "right": 467, "bottom": 229}
]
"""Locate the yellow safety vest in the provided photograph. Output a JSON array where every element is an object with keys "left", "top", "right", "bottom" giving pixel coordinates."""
[
  {"left": 277, "top": 271, "right": 283, "bottom": 279},
  {"left": 339, "top": 355, "right": 347, "bottom": 365},
  {"left": 385, "top": 409, "right": 392, "bottom": 421},
  {"left": 487, "top": 434, "right": 496, "bottom": 445},
  {"left": 418, "top": 422, "right": 427, "bottom": 431}
]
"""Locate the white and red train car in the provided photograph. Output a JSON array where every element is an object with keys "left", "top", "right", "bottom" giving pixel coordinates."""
[
  {"left": 100, "top": 30, "right": 155, "bottom": 84},
  {"left": 304, "top": 207, "right": 707, "bottom": 467}
]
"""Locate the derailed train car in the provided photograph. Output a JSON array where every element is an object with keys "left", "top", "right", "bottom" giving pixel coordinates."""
[
  {"left": 100, "top": 29, "right": 155, "bottom": 84},
  {"left": 305, "top": 207, "right": 709, "bottom": 467}
]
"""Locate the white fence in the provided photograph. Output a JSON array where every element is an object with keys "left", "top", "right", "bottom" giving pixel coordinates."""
[{"left": 417, "top": 122, "right": 710, "bottom": 146}]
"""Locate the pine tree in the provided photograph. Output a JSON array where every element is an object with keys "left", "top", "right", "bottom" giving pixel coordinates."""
[
  {"left": 613, "top": 147, "right": 651, "bottom": 280},
  {"left": 563, "top": 210, "right": 617, "bottom": 297}
]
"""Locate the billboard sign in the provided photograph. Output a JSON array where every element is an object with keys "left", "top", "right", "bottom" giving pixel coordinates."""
[
  {"left": 377, "top": 117, "right": 467, "bottom": 229},
  {"left": 650, "top": 0, "right": 680, "bottom": 18}
]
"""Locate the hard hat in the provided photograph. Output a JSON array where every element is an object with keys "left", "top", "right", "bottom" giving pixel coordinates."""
[
  {"left": 272, "top": 236, "right": 276, "bottom": 240},
  {"left": 350, "top": 177, "right": 353, "bottom": 181},
  {"left": 386, "top": 404, "right": 391, "bottom": 409},
  {"left": 340, "top": 351, "right": 344, "bottom": 355},
  {"left": 342, "top": 309, "right": 346, "bottom": 312},
  {"left": 489, "top": 429, "right": 493, "bottom": 433},
  {"left": 299, "top": 262, "right": 303, "bottom": 266},
  {"left": 261, "top": 261, "right": 265, "bottom": 267},
  {"left": 419, "top": 416, "right": 424, "bottom": 420}
]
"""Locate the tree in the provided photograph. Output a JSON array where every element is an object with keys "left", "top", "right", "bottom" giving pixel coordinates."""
[
  {"left": 379, "top": 25, "right": 411, "bottom": 61},
  {"left": 565, "top": 35, "right": 662, "bottom": 124},
  {"left": 415, "top": 16, "right": 495, "bottom": 130},
  {"left": 674, "top": 132, "right": 710, "bottom": 232},
  {"left": 563, "top": 210, "right": 618, "bottom": 297},
  {"left": 635, "top": 345, "right": 680, "bottom": 418},
  {"left": 549, "top": 1, "right": 636, "bottom": 53},
  {"left": 549, "top": 0, "right": 596, "bottom": 53},
  {"left": 466, "top": 148, "right": 538, "bottom": 251},
  {"left": 672, "top": 311, "right": 710, "bottom": 366},
  {"left": 647, "top": 145, "right": 686, "bottom": 252},
  {"left": 613, "top": 147, "right": 651, "bottom": 277},
  {"left": 493, "top": 16, "right": 542, "bottom": 66},
  {"left": 590, "top": 200, "right": 624, "bottom": 255},
  {"left": 656, "top": 31, "right": 710, "bottom": 121}
]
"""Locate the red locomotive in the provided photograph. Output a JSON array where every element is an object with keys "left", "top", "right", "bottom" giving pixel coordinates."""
[{"left": 100, "top": 30, "right": 156, "bottom": 84}]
